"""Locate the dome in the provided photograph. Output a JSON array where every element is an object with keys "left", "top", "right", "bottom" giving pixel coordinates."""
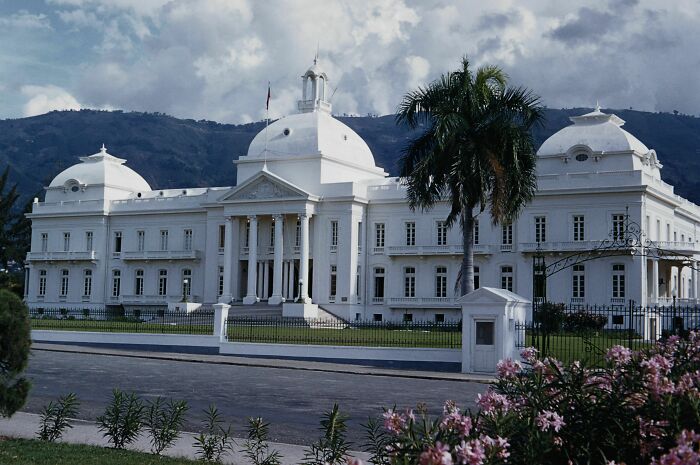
[
  {"left": 246, "top": 111, "right": 377, "bottom": 169},
  {"left": 48, "top": 145, "right": 151, "bottom": 192},
  {"left": 538, "top": 108, "right": 649, "bottom": 156}
]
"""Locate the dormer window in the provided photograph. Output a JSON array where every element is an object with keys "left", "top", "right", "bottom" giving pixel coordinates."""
[
  {"left": 64, "top": 179, "right": 84, "bottom": 193},
  {"left": 575, "top": 153, "right": 589, "bottom": 162}
]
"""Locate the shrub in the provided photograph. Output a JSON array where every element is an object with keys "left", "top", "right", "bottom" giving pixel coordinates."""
[
  {"left": 193, "top": 404, "right": 234, "bottom": 463},
  {"left": 144, "top": 397, "right": 189, "bottom": 455},
  {"left": 563, "top": 310, "right": 607, "bottom": 332},
  {"left": 37, "top": 392, "right": 79, "bottom": 442},
  {"left": 241, "top": 417, "right": 281, "bottom": 465},
  {"left": 0, "top": 289, "right": 31, "bottom": 417},
  {"left": 302, "top": 404, "right": 351, "bottom": 465},
  {"left": 363, "top": 332, "right": 700, "bottom": 465},
  {"left": 97, "top": 389, "right": 144, "bottom": 449}
]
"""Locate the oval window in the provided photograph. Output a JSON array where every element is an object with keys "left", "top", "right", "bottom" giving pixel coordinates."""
[
  {"left": 70, "top": 185, "right": 80, "bottom": 192},
  {"left": 575, "top": 153, "right": 589, "bottom": 162}
]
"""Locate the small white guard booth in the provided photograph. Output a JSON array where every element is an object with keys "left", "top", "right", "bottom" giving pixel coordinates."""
[{"left": 459, "top": 287, "right": 529, "bottom": 374}]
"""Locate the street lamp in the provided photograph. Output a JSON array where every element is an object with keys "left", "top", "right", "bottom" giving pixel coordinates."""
[
  {"left": 296, "top": 279, "right": 303, "bottom": 303},
  {"left": 181, "top": 278, "right": 189, "bottom": 303}
]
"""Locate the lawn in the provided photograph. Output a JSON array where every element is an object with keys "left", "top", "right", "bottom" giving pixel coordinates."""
[
  {"left": 29, "top": 318, "right": 213, "bottom": 335},
  {"left": 526, "top": 331, "right": 654, "bottom": 366},
  {"left": 0, "top": 438, "right": 197, "bottom": 465}
]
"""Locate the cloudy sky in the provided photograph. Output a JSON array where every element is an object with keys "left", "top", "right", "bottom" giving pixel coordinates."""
[{"left": 0, "top": 0, "right": 698, "bottom": 123}]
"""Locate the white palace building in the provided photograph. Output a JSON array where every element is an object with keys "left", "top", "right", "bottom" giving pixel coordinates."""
[{"left": 24, "top": 62, "right": 700, "bottom": 322}]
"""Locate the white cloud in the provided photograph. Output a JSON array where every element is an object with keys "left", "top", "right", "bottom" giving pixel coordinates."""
[
  {"left": 21, "top": 85, "right": 82, "bottom": 117},
  {"left": 0, "top": 10, "right": 52, "bottom": 30}
]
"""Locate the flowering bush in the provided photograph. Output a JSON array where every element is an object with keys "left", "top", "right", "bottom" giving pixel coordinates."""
[{"left": 363, "top": 331, "right": 700, "bottom": 465}]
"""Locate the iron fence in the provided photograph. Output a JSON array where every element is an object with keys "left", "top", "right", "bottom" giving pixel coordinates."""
[
  {"left": 29, "top": 307, "right": 215, "bottom": 335},
  {"left": 518, "top": 302, "right": 700, "bottom": 366},
  {"left": 225, "top": 317, "right": 462, "bottom": 348}
]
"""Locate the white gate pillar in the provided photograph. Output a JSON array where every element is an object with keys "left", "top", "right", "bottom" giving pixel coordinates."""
[
  {"left": 458, "top": 287, "right": 529, "bottom": 374},
  {"left": 213, "top": 303, "right": 230, "bottom": 342}
]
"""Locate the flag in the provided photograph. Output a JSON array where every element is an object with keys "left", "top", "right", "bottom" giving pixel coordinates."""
[{"left": 266, "top": 82, "right": 271, "bottom": 111}]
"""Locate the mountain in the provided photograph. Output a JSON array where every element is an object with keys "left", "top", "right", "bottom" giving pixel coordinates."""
[{"left": 1, "top": 108, "right": 700, "bottom": 205}]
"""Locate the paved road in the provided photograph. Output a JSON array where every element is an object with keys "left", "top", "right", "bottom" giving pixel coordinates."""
[{"left": 22, "top": 350, "right": 485, "bottom": 446}]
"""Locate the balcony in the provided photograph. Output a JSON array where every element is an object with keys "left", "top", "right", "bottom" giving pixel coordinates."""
[
  {"left": 120, "top": 294, "right": 201, "bottom": 304},
  {"left": 520, "top": 241, "right": 607, "bottom": 253},
  {"left": 387, "top": 297, "right": 458, "bottom": 307},
  {"left": 652, "top": 241, "right": 698, "bottom": 253},
  {"left": 27, "top": 251, "right": 98, "bottom": 262},
  {"left": 386, "top": 244, "right": 491, "bottom": 256},
  {"left": 121, "top": 250, "right": 201, "bottom": 261}
]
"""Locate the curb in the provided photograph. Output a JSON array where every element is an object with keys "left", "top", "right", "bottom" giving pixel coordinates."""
[{"left": 32, "top": 343, "right": 494, "bottom": 384}]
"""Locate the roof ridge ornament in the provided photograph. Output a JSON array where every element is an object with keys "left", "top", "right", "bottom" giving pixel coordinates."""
[{"left": 100, "top": 143, "right": 107, "bottom": 153}]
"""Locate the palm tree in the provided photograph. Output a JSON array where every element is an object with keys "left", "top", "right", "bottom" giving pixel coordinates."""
[{"left": 396, "top": 57, "right": 544, "bottom": 296}]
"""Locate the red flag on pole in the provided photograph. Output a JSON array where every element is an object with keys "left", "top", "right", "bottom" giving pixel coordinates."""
[{"left": 266, "top": 82, "right": 271, "bottom": 111}]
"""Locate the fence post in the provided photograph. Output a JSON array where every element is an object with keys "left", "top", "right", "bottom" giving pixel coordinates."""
[{"left": 213, "top": 303, "right": 230, "bottom": 342}]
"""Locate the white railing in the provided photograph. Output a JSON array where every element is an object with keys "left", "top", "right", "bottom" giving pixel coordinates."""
[
  {"left": 610, "top": 298, "right": 626, "bottom": 305},
  {"left": 387, "top": 297, "right": 458, "bottom": 306},
  {"left": 386, "top": 244, "right": 492, "bottom": 256},
  {"left": 372, "top": 247, "right": 385, "bottom": 255},
  {"left": 121, "top": 250, "right": 201, "bottom": 261},
  {"left": 330, "top": 245, "right": 338, "bottom": 253},
  {"left": 500, "top": 244, "right": 513, "bottom": 252},
  {"left": 654, "top": 297, "right": 699, "bottom": 306},
  {"left": 27, "top": 251, "right": 98, "bottom": 262},
  {"left": 520, "top": 241, "right": 605, "bottom": 252},
  {"left": 120, "top": 294, "right": 201, "bottom": 304},
  {"left": 371, "top": 297, "right": 384, "bottom": 304},
  {"left": 652, "top": 241, "right": 698, "bottom": 252}
]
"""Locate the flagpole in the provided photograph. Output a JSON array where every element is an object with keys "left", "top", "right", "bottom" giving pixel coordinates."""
[{"left": 264, "top": 81, "right": 270, "bottom": 169}]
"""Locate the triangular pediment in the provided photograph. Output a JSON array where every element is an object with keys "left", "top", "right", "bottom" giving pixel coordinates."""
[{"left": 218, "top": 170, "right": 312, "bottom": 202}]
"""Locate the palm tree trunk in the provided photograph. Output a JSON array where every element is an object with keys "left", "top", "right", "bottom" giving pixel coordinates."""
[{"left": 460, "top": 207, "right": 475, "bottom": 296}]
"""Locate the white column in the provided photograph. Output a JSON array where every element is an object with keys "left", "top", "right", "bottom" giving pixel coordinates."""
[
  {"left": 219, "top": 216, "right": 233, "bottom": 303},
  {"left": 263, "top": 260, "right": 270, "bottom": 299},
  {"left": 652, "top": 259, "right": 659, "bottom": 305},
  {"left": 282, "top": 260, "right": 288, "bottom": 300},
  {"left": 243, "top": 215, "right": 259, "bottom": 305},
  {"left": 269, "top": 215, "right": 285, "bottom": 305},
  {"left": 286, "top": 261, "right": 294, "bottom": 299},
  {"left": 300, "top": 213, "right": 311, "bottom": 303}
]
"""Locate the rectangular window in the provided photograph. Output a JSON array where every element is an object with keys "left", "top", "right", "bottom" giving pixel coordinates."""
[
  {"left": 375, "top": 223, "right": 385, "bottom": 248},
  {"left": 63, "top": 232, "right": 71, "bottom": 252},
  {"left": 373, "top": 313, "right": 383, "bottom": 322},
  {"left": 572, "top": 264, "right": 585, "bottom": 298},
  {"left": 135, "top": 270, "right": 144, "bottom": 296},
  {"left": 218, "top": 266, "right": 224, "bottom": 296},
  {"left": 573, "top": 215, "right": 585, "bottom": 241},
  {"left": 330, "top": 220, "right": 339, "bottom": 249},
  {"left": 502, "top": 224, "right": 513, "bottom": 245},
  {"left": 182, "top": 269, "right": 192, "bottom": 297},
  {"left": 357, "top": 222, "right": 362, "bottom": 251},
  {"left": 405, "top": 222, "right": 416, "bottom": 246},
  {"left": 403, "top": 313, "right": 413, "bottom": 322},
  {"left": 373, "top": 267, "right": 385, "bottom": 299},
  {"left": 501, "top": 266, "right": 513, "bottom": 292},
  {"left": 474, "top": 266, "right": 480, "bottom": 290},
  {"left": 329, "top": 265, "right": 337, "bottom": 301},
  {"left": 137, "top": 230, "right": 145, "bottom": 252},
  {"left": 245, "top": 221, "right": 250, "bottom": 247},
  {"left": 114, "top": 232, "right": 122, "bottom": 253},
  {"left": 218, "top": 224, "right": 226, "bottom": 250},
  {"left": 612, "top": 214, "right": 625, "bottom": 241},
  {"left": 436, "top": 221, "right": 447, "bottom": 246},
  {"left": 38, "top": 270, "right": 47, "bottom": 296},
  {"left": 435, "top": 313, "right": 445, "bottom": 323},
  {"left": 160, "top": 230, "right": 169, "bottom": 251},
  {"left": 158, "top": 270, "right": 168, "bottom": 296},
  {"left": 60, "top": 269, "right": 69, "bottom": 296},
  {"left": 535, "top": 216, "right": 546, "bottom": 243},
  {"left": 435, "top": 266, "right": 447, "bottom": 298},
  {"left": 612, "top": 264, "right": 625, "bottom": 298},
  {"left": 85, "top": 231, "right": 93, "bottom": 251},
  {"left": 112, "top": 270, "right": 121, "bottom": 297},
  {"left": 83, "top": 269, "right": 92, "bottom": 297},
  {"left": 40, "top": 233, "right": 48, "bottom": 252},
  {"left": 474, "top": 220, "right": 479, "bottom": 245},
  {"left": 404, "top": 266, "right": 416, "bottom": 298},
  {"left": 184, "top": 229, "right": 193, "bottom": 251},
  {"left": 666, "top": 223, "right": 671, "bottom": 241}
]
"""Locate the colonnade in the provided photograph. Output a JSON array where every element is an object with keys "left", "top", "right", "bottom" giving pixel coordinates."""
[{"left": 220, "top": 213, "right": 311, "bottom": 305}]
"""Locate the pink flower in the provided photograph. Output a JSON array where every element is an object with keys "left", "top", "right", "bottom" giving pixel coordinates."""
[
  {"left": 652, "top": 429, "right": 700, "bottom": 465},
  {"left": 480, "top": 435, "right": 510, "bottom": 460},
  {"left": 496, "top": 358, "right": 522, "bottom": 379},
  {"left": 440, "top": 411, "right": 473, "bottom": 437},
  {"left": 535, "top": 410, "right": 566, "bottom": 433},
  {"left": 455, "top": 439, "right": 485, "bottom": 465},
  {"left": 383, "top": 409, "right": 407, "bottom": 434},
  {"left": 476, "top": 390, "right": 510, "bottom": 414},
  {"left": 346, "top": 458, "right": 364, "bottom": 465},
  {"left": 419, "top": 442, "right": 453, "bottom": 465},
  {"left": 520, "top": 347, "right": 538, "bottom": 363},
  {"left": 443, "top": 400, "right": 460, "bottom": 415},
  {"left": 606, "top": 345, "right": 632, "bottom": 365}
]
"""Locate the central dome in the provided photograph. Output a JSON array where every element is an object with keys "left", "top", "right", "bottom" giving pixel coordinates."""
[{"left": 246, "top": 111, "right": 376, "bottom": 168}]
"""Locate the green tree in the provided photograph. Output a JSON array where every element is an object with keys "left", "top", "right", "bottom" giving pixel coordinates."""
[
  {"left": 396, "top": 57, "right": 544, "bottom": 296},
  {"left": 0, "top": 289, "right": 32, "bottom": 417},
  {"left": 0, "top": 166, "right": 20, "bottom": 270}
]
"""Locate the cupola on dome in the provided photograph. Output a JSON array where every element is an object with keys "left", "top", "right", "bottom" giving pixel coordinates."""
[
  {"left": 48, "top": 145, "right": 151, "bottom": 193},
  {"left": 538, "top": 106, "right": 649, "bottom": 156}
]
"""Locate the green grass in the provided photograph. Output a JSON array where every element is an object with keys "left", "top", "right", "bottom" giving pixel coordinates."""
[
  {"left": 0, "top": 438, "right": 197, "bottom": 465},
  {"left": 527, "top": 332, "right": 653, "bottom": 366},
  {"left": 227, "top": 325, "right": 462, "bottom": 348},
  {"left": 30, "top": 318, "right": 213, "bottom": 335}
]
